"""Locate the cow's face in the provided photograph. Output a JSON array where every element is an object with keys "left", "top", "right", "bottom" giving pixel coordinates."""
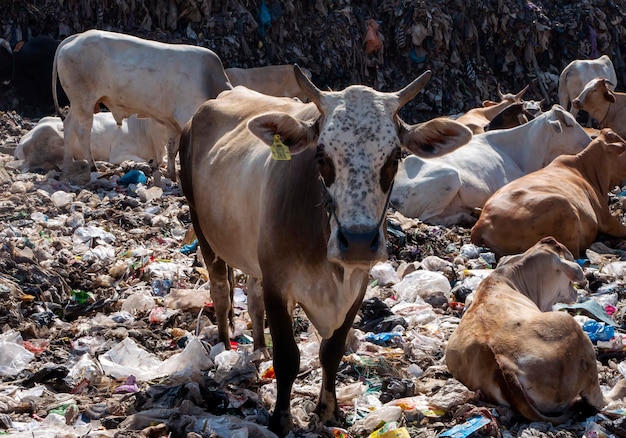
[
  {"left": 572, "top": 78, "right": 615, "bottom": 113},
  {"left": 501, "top": 236, "right": 584, "bottom": 310},
  {"left": 313, "top": 87, "right": 403, "bottom": 266},
  {"left": 248, "top": 67, "right": 472, "bottom": 269}
]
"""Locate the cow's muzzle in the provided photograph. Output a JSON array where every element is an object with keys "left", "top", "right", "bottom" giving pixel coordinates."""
[{"left": 338, "top": 227, "right": 380, "bottom": 260}]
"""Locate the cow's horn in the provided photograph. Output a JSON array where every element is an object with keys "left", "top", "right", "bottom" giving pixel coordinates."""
[
  {"left": 396, "top": 70, "right": 432, "bottom": 109},
  {"left": 515, "top": 84, "right": 530, "bottom": 100},
  {"left": 497, "top": 83, "right": 504, "bottom": 99},
  {"left": 294, "top": 64, "right": 322, "bottom": 104},
  {"left": 0, "top": 39, "right": 11, "bottom": 54}
]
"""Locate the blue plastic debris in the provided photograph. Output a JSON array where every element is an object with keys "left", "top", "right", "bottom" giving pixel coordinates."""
[
  {"left": 365, "top": 332, "right": 403, "bottom": 346},
  {"left": 582, "top": 320, "right": 615, "bottom": 342},
  {"left": 440, "top": 415, "right": 491, "bottom": 438},
  {"left": 180, "top": 238, "right": 199, "bottom": 255},
  {"left": 118, "top": 169, "right": 147, "bottom": 186},
  {"left": 258, "top": 0, "right": 271, "bottom": 37}
]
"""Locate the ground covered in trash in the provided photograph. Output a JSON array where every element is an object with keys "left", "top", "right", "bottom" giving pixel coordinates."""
[
  {"left": 2, "top": 0, "right": 626, "bottom": 437},
  {"left": 1, "top": 110, "right": 626, "bottom": 438}
]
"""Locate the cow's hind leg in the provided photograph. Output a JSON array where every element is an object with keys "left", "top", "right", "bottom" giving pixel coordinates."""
[
  {"left": 264, "top": 280, "right": 299, "bottom": 436},
  {"left": 191, "top": 218, "right": 233, "bottom": 347},
  {"left": 246, "top": 276, "right": 268, "bottom": 357},
  {"left": 316, "top": 276, "right": 368, "bottom": 426}
]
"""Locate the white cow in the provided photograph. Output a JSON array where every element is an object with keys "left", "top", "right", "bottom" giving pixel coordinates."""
[
  {"left": 390, "top": 105, "right": 592, "bottom": 226},
  {"left": 15, "top": 112, "right": 169, "bottom": 171},
  {"left": 557, "top": 55, "right": 617, "bottom": 119},
  {"left": 52, "top": 29, "right": 232, "bottom": 180}
]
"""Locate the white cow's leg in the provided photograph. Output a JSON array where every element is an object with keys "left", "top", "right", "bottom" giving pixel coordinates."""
[
  {"left": 63, "top": 108, "right": 94, "bottom": 173},
  {"left": 166, "top": 136, "right": 179, "bottom": 181}
]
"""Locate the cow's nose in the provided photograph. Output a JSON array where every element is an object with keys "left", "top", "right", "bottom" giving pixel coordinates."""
[
  {"left": 338, "top": 227, "right": 380, "bottom": 259},
  {"left": 572, "top": 99, "right": 581, "bottom": 109}
]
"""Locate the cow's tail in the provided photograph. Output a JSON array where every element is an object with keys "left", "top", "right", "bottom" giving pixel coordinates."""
[
  {"left": 52, "top": 34, "right": 78, "bottom": 120},
  {"left": 494, "top": 351, "right": 577, "bottom": 424}
]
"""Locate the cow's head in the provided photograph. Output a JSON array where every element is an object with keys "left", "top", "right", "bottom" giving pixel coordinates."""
[
  {"left": 485, "top": 102, "right": 535, "bottom": 131},
  {"left": 572, "top": 77, "right": 616, "bottom": 117},
  {"left": 538, "top": 105, "right": 591, "bottom": 165},
  {"left": 594, "top": 128, "right": 626, "bottom": 187},
  {"left": 498, "top": 236, "right": 585, "bottom": 311},
  {"left": 248, "top": 66, "right": 471, "bottom": 268}
]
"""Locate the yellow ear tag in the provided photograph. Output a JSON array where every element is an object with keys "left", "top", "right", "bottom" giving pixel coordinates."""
[{"left": 270, "top": 134, "right": 291, "bottom": 161}]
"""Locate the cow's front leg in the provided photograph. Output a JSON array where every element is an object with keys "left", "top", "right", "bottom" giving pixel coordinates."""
[
  {"left": 264, "top": 282, "right": 299, "bottom": 437},
  {"left": 316, "top": 278, "right": 367, "bottom": 425}
]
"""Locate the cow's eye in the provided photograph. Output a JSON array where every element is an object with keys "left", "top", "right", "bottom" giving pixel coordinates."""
[
  {"left": 316, "top": 144, "right": 335, "bottom": 186},
  {"left": 380, "top": 147, "right": 400, "bottom": 192}
]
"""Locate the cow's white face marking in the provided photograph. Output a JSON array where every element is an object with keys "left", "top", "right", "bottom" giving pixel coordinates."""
[{"left": 317, "top": 86, "right": 401, "bottom": 265}]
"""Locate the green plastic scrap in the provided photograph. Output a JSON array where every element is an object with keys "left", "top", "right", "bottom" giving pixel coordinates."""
[{"left": 554, "top": 299, "right": 616, "bottom": 326}]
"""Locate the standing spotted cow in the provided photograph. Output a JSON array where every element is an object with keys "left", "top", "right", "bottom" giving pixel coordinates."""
[{"left": 179, "top": 67, "right": 472, "bottom": 435}]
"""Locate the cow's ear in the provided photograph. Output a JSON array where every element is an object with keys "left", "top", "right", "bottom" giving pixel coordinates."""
[
  {"left": 248, "top": 112, "right": 317, "bottom": 155},
  {"left": 549, "top": 120, "right": 564, "bottom": 134},
  {"left": 399, "top": 117, "right": 472, "bottom": 158},
  {"left": 482, "top": 100, "right": 498, "bottom": 107},
  {"left": 555, "top": 257, "right": 585, "bottom": 283},
  {"left": 605, "top": 89, "right": 617, "bottom": 103},
  {"left": 607, "top": 142, "right": 626, "bottom": 155}
]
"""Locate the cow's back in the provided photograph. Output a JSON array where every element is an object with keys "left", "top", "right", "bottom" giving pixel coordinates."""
[{"left": 225, "top": 65, "right": 310, "bottom": 101}]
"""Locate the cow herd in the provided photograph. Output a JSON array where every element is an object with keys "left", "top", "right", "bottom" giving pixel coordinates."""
[{"left": 3, "top": 29, "right": 626, "bottom": 435}]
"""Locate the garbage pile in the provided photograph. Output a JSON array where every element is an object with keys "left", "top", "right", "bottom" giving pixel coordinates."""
[
  {"left": 2, "top": 0, "right": 626, "bottom": 120},
  {"left": 0, "top": 109, "right": 626, "bottom": 437},
  {"left": 2, "top": 1, "right": 626, "bottom": 437}
]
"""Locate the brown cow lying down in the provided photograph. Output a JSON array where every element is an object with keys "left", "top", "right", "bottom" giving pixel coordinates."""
[
  {"left": 471, "top": 129, "right": 626, "bottom": 258},
  {"left": 454, "top": 85, "right": 529, "bottom": 134},
  {"left": 446, "top": 237, "right": 626, "bottom": 424}
]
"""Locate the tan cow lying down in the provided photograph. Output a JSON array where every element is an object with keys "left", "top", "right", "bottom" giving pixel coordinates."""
[
  {"left": 225, "top": 64, "right": 313, "bottom": 102},
  {"left": 471, "top": 129, "right": 626, "bottom": 258},
  {"left": 446, "top": 236, "right": 626, "bottom": 424},
  {"left": 14, "top": 112, "right": 169, "bottom": 171}
]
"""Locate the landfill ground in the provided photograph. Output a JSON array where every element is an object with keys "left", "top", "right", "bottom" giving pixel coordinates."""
[
  {"left": 1, "top": 109, "right": 626, "bottom": 438},
  {"left": 2, "top": 1, "right": 626, "bottom": 437}
]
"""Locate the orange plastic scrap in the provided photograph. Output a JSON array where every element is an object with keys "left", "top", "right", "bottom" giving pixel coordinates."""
[{"left": 364, "top": 19, "right": 383, "bottom": 54}]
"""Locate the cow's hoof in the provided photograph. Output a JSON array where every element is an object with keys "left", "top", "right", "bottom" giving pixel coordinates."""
[
  {"left": 315, "top": 400, "right": 342, "bottom": 427},
  {"left": 65, "top": 160, "right": 91, "bottom": 185},
  {"left": 268, "top": 411, "right": 292, "bottom": 437}
]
